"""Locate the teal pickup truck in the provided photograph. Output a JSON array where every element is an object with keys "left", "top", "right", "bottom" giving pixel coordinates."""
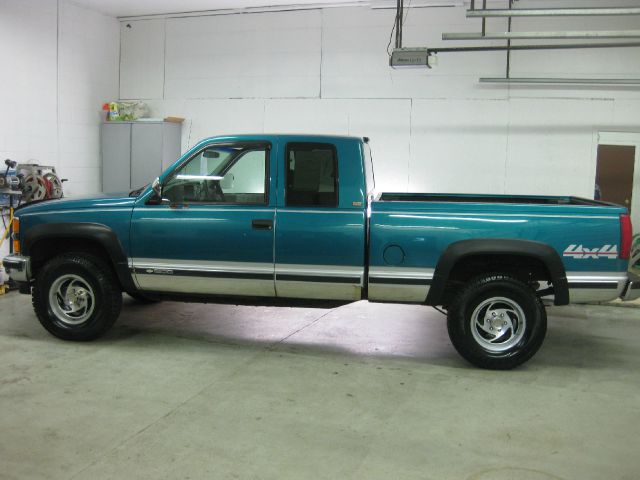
[{"left": 3, "top": 135, "right": 639, "bottom": 369}]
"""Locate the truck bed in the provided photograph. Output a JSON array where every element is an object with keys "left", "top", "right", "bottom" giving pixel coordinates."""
[
  {"left": 368, "top": 192, "right": 629, "bottom": 305},
  {"left": 378, "top": 192, "right": 613, "bottom": 207}
]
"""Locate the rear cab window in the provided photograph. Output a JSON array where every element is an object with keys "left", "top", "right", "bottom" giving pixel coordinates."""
[{"left": 285, "top": 143, "right": 338, "bottom": 207}]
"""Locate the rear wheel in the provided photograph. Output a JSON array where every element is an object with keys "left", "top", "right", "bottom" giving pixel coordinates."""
[
  {"left": 32, "top": 253, "right": 122, "bottom": 341},
  {"left": 447, "top": 274, "right": 547, "bottom": 370}
]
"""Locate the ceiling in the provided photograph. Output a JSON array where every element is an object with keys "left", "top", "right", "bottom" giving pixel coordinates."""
[
  {"left": 68, "top": 0, "right": 372, "bottom": 18},
  {"left": 69, "top": 0, "right": 640, "bottom": 19}
]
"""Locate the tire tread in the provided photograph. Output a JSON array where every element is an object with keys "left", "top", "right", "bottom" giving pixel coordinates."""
[
  {"left": 32, "top": 253, "right": 122, "bottom": 341},
  {"left": 447, "top": 274, "right": 547, "bottom": 370}
]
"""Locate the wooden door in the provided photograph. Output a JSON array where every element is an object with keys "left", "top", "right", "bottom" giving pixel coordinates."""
[{"left": 595, "top": 145, "right": 636, "bottom": 210}]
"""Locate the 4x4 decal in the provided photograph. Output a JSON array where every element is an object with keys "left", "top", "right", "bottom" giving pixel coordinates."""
[{"left": 563, "top": 244, "right": 618, "bottom": 259}]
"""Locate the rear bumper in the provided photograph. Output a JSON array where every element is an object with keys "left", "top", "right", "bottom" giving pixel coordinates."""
[
  {"left": 621, "top": 272, "right": 640, "bottom": 302},
  {"left": 2, "top": 254, "right": 31, "bottom": 283}
]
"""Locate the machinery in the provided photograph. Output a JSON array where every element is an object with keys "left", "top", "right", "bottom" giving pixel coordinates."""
[
  {"left": 0, "top": 159, "right": 65, "bottom": 205},
  {"left": 0, "top": 160, "right": 20, "bottom": 192},
  {"left": 1, "top": 160, "right": 66, "bottom": 279}
]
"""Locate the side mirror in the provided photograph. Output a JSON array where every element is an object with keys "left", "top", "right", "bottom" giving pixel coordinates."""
[
  {"left": 152, "top": 177, "right": 162, "bottom": 197},
  {"left": 147, "top": 177, "right": 170, "bottom": 205},
  {"left": 220, "top": 173, "right": 234, "bottom": 190}
]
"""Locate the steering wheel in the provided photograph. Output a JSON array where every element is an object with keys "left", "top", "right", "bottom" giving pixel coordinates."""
[
  {"left": 212, "top": 180, "right": 225, "bottom": 202},
  {"left": 202, "top": 179, "right": 225, "bottom": 202}
]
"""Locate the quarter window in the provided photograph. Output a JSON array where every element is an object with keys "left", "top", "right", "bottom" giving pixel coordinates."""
[{"left": 286, "top": 143, "right": 338, "bottom": 207}]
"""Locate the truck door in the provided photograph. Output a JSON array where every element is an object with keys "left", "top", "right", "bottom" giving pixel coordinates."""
[
  {"left": 130, "top": 141, "right": 276, "bottom": 297},
  {"left": 274, "top": 140, "right": 366, "bottom": 301}
]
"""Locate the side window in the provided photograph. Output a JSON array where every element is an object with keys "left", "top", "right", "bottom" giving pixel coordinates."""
[
  {"left": 286, "top": 143, "right": 338, "bottom": 207},
  {"left": 163, "top": 144, "right": 268, "bottom": 205}
]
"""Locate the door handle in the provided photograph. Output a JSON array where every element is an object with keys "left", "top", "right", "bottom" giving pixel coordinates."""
[{"left": 252, "top": 219, "right": 273, "bottom": 230}]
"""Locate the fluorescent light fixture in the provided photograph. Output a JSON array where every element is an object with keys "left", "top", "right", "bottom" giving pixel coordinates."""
[
  {"left": 467, "top": 7, "right": 640, "bottom": 18},
  {"left": 479, "top": 77, "right": 640, "bottom": 85},
  {"left": 443, "top": 30, "right": 640, "bottom": 40}
]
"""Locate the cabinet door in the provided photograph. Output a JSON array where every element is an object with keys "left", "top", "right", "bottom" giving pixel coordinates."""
[
  {"left": 131, "top": 123, "right": 163, "bottom": 189},
  {"left": 162, "top": 123, "right": 182, "bottom": 172},
  {"left": 101, "top": 123, "right": 131, "bottom": 193}
]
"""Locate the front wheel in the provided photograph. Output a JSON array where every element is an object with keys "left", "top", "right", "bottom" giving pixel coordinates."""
[
  {"left": 32, "top": 253, "right": 122, "bottom": 341},
  {"left": 447, "top": 274, "right": 547, "bottom": 370}
]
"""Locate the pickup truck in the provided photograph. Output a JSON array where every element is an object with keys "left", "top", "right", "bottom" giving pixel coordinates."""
[{"left": 3, "top": 134, "right": 639, "bottom": 369}]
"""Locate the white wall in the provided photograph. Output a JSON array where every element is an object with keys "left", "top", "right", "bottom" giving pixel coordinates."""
[
  {"left": 0, "top": 0, "right": 119, "bottom": 197},
  {"left": 0, "top": 0, "right": 58, "bottom": 176},
  {"left": 57, "top": 1, "right": 120, "bottom": 195},
  {"left": 0, "top": 0, "right": 119, "bottom": 272},
  {"left": 120, "top": 1, "right": 640, "bottom": 197}
]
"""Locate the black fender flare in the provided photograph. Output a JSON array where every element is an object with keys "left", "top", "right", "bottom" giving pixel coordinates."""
[
  {"left": 426, "top": 238, "right": 569, "bottom": 306},
  {"left": 23, "top": 222, "right": 136, "bottom": 292}
]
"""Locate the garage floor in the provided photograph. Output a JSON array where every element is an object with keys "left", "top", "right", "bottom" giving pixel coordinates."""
[{"left": 1, "top": 293, "right": 639, "bottom": 480}]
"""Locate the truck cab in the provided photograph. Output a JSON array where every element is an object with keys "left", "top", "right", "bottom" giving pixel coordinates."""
[{"left": 131, "top": 135, "right": 370, "bottom": 301}]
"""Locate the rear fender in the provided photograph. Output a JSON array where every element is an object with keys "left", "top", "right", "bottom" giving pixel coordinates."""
[{"left": 426, "top": 239, "right": 569, "bottom": 306}]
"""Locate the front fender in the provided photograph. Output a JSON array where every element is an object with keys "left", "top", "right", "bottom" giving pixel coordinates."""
[{"left": 22, "top": 222, "right": 135, "bottom": 292}]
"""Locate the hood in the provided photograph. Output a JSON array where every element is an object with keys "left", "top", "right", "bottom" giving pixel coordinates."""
[{"left": 16, "top": 192, "right": 137, "bottom": 215}]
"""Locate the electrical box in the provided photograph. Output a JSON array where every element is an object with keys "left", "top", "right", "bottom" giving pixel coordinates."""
[{"left": 390, "top": 48, "right": 431, "bottom": 68}]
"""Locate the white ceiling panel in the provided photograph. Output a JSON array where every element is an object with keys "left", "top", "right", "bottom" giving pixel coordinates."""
[
  {"left": 67, "top": 0, "right": 367, "bottom": 18},
  {"left": 67, "top": 0, "right": 640, "bottom": 19}
]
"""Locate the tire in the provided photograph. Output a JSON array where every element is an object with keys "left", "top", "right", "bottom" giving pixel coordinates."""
[
  {"left": 32, "top": 253, "right": 122, "bottom": 341},
  {"left": 447, "top": 274, "right": 547, "bottom": 370},
  {"left": 126, "top": 291, "right": 162, "bottom": 304}
]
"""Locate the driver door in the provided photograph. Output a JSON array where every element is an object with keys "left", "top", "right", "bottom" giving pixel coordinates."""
[{"left": 130, "top": 141, "right": 276, "bottom": 297}]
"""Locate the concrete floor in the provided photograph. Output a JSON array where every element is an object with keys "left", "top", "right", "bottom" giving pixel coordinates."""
[{"left": 1, "top": 292, "right": 639, "bottom": 480}]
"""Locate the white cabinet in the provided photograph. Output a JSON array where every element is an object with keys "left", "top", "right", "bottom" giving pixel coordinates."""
[{"left": 101, "top": 121, "right": 182, "bottom": 193}]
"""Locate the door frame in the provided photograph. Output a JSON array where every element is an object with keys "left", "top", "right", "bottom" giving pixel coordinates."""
[
  {"left": 272, "top": 137, "right": 366, "bottom": 301},
  {"left": 597, "top": 132, "right": 640, "bottom": 229}
]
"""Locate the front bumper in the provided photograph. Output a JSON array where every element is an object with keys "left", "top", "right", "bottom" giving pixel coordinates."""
[
  {"left": 2, "top": 254, "right": 31, "bottom": 283},
  {"left": 621, "top": 272, "right": 640, "bottom": 302}
]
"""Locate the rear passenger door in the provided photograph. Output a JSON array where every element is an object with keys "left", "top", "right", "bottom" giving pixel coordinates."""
[{"left": 274, "top": 140, "right": 366, "bottom": 301}]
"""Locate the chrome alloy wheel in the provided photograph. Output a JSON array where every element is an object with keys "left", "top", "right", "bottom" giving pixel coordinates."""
[
  {"left": 48, "top": 274, "right": 95, "bottom": 326},
  {"left": 470, "top": 296, "right": 526, "bottom": 353}
]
